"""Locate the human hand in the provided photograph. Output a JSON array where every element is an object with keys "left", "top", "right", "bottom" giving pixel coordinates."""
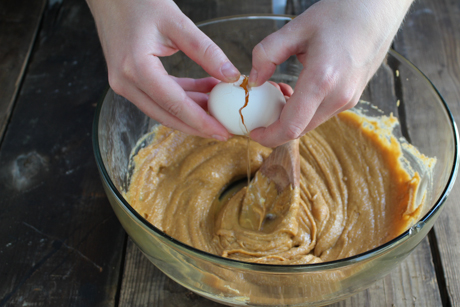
[
  {"left": 248, "top": 0, "right": 414, "bottom": 148},
  {"left": 86, "top": 0, "right": 240, "bottom": 141}
]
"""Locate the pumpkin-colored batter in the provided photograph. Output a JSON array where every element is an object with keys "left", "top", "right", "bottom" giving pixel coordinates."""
[{"left": 124, "top": 110, "right": 433, "bottom": 264}]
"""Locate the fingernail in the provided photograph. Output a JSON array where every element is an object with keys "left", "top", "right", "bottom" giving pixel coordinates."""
[
  {"left": 221, "top": 62, "right": 240, "bottom": 82},
  {"left": 212, "top": 134, "right": 227, "bottom": 142},
  {"left": 248, "top": 69, "right": 258, "bottom": 87}
]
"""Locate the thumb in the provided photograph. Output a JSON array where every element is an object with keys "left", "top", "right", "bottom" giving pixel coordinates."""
[{"left": 248, "top": 19, "right": 311, "bottom": 87}]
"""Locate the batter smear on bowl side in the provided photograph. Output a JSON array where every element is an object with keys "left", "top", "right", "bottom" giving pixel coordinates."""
[{"left": 124, "top": 109, "right": 435, "bottom": 264}]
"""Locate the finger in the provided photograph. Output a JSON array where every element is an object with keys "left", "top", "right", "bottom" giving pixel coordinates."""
[
  {"left": 249, "top": 20, "right": 309, "bottom": 87},
  {"left": 267, "top": 81, "right": 293, "bottom": 97},
  {"left": 268, "top": 81, "right": 281, "bottom": 91},
  {"left": 185, "top": 91, "right": 209, "bottom": 109},
  {"left": 118, "top": 82, "right": 212, "bottom": 139},
  {"left": 163, "top": 16, "right": 240, "bottom": 83},
  {"left": 249, "top": 67, "right": 329, "bottom": 147},
  {"left": 171, "top": 76, "right": 220, "bottom": 93},
  {"left": 252, "top": 72, "right": 360, "bottom": 148},
  {"left": 249, "top": 90, "right": 318, "bottom": 148},
  {"left": 303, "top": 91, "right": 361, "bottom": 132},
  {"left": 249, "top": 94, "right": 316, "bottom": 148},
  {"left": 136, "top": 57, "right": 230, "bottom": 140},
  {"left": 279, "top": 83, "right": 294, "bottom": 97}
]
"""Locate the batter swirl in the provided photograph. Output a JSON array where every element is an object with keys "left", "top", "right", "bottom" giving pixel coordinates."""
[{"left": 125, "top": 111, "right": 431, "bottom": 264}]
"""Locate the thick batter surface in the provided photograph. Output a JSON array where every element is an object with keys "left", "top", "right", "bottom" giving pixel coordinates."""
[{"left": 124, "top": 111, "right": 431, "bottom": 264}]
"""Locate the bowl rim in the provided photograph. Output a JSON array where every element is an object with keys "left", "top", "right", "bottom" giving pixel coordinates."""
[{"left": 92, "top": 14, "right": 459, "bottom": 273}]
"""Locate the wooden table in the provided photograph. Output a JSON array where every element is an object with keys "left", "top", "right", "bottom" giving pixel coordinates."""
[{"left": 1, "top": 0, "right": 459, "bottom": 306}]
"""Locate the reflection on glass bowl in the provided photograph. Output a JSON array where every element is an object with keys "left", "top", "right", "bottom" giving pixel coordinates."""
[{"left": 93, "top": 15, "right": 458, "bottom": 307}]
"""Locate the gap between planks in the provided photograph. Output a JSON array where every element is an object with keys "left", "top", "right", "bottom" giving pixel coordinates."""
[{"left": 0, "top": 0, "right": 47, "bottom": 145}]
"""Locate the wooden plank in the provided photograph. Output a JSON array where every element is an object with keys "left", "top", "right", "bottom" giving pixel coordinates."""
[
  {"left": 290, "top": 1, "right": 443, "bottom": 306},
  {"left": 394, "top": 0, "right": 460, "bottom": 306},
  {"left": 0, "top": 0, "right": 126, "bottom": 306},
  {"left": 286, "top": 0, "right": 318, "bottom": 15},
  {"left": 177, "top": 0, "right": 273, "bottom": 23},
  {"left": 335, "top": 239, "right": 441, "bottom": 306},
  {"left": 0, "top": 0, "right": 46, "bottom": 142},
  {"left": 118, "top": 0, "right": 445, "bottom": 306},
  {"left": 119, "top": 239, "right": 224, "bottom": 307},
  {"left": 121, "top": 238, "right": 441, "bottom": 307},
  {"left": 330, "top": 61, "right": 443, "bottom": 307},
  {"left": 117, "top": 1, "right": 273, "bottom": 306}
]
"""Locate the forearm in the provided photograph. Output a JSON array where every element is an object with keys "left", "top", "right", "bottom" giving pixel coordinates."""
[{"left": 348, "top": 0, "right": 414, "bottom": 52}]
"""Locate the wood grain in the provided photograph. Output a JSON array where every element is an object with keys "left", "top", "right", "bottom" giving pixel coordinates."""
[
  {"left": 394, "top": 0, "right": 460, "bottom": 305},
  {"left": 335, "top": 239, "right": 442, "bottom": 307},
  {"left": 0, "top": 0, "right": 46, "bottom": 142},
  {"left": 331, "top": 57, "right": 444, "bottom": 307},
  {"left": 117, "top": 0, "right": 449, "bottom": 306},
  {"left": 119, "top": 239, "right": 224, "bottom": 307},
  {"left": 0, "top": 0, "right": 457, "bottom": 305},
  {"left": 119, "top": 238, "right": 442, "bottom": 307},
  {"left": 0, "top": 0, "right": 125, "bottom": 306},
  {"left": 117, "top": 1, "right": 273, "bottom": 306},
  {"left": 178, "top": 0, "right": 273, "bottom": 23}
]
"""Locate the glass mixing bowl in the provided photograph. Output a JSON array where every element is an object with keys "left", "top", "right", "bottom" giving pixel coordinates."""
[{"left": 93, "top": 15, "right": 458, "bottom": 307}]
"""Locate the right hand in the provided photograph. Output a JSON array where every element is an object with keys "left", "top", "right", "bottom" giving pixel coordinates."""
[
  {"left": 248, "top": 0, "right": 414, "bottom": 148},
  {"left": 86, "top": 0, "right": 240, "bottom": 141}
]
